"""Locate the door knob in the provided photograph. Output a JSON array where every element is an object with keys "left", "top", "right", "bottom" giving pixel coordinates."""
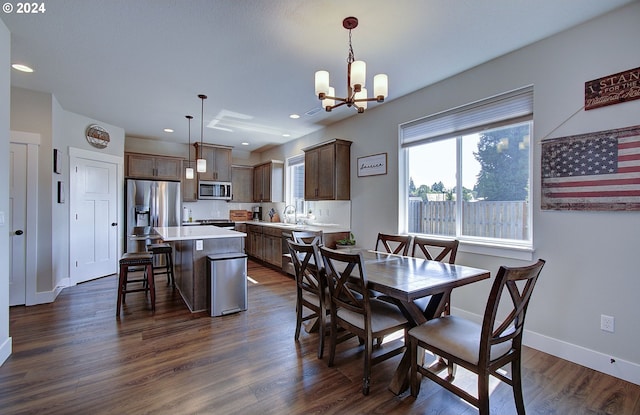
[
  {"left": 111, "top": 223, "right": 118, "bottom": 226},
  {"left": 15, "top": 230, "right": 24, "bottom": 235}
]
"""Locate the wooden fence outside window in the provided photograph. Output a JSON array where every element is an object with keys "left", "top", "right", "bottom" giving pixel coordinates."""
[{"left": 408, "top": 199, "right": 529, "bottom": 240}]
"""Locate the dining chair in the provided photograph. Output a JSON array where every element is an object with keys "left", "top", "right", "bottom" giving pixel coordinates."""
[
  {"left": 320, "top": 246, "right": 410, "bottom": 395},
  {"left": 409, "top": 259, "right": 546, "bottom": 415},
  {"left": 411, "top": 236, "right": 459, "bottom": 263},
  {"left": 375, "top": 233, "right": 413, "bottom": 256},
  {"left": 411, "top": 237, "right": 460, "bottom": 315},
  {"left": 287, "top": 239, "right": 328, "bottom": 359},
  {"left": 292, "top": 230, "right": 324, "bottom": 246}
]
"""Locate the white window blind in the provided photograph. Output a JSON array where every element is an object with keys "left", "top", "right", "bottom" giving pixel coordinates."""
[{"left": 400, "top": 85, "right": 533, "bottom": 148}]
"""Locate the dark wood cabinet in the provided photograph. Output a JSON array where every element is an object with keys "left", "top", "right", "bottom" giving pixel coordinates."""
[
  {"left": 125, "top": 152, "right": 182, "bottom": 181},
  {"left": 253, "top": 161, "right": 283, "bottom": 202},
  {"left": 182, "top": 160, "right": 197, "bottom": 202},
  {"left": 303, "top": 139, "right": 351, "bottom": 200},
  {"left": 194, "top": 143, "right": 232, "bottom": 182},
  {"left": 232, "top": 165, "right": 254, "bottom": 202}
]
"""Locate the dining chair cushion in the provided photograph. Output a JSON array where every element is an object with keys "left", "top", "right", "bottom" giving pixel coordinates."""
[
  {"left": 409, "top": 315, "right": 512, "bottom": 365},
  {"left": 336, "top": 298, "right": 408, "bottom": 332}
]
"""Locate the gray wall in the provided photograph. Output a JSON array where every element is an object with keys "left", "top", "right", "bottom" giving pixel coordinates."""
[
  {"left": 260, "top": 2, "right": 640, "bottom": 383},
  {"left": 10, "top": 87, "right": 125, "bottom": 298}
]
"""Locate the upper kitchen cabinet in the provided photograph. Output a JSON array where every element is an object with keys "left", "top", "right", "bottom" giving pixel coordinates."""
[
  {"left": 125, "top": 152, "right": 183, "bottom": 181},
  {"left": 231, "top": 165, "right": 254, "bottom": 202},
  {"left": 253, "top": 161, "right": 284, "bottom": 203},
  {"left": 194, "top": 143, "right": 232, "bottom": 182},
  {"left": 182, "top": 160, "right": 198, "bottom": 202},
  {"left": 303, "top": 139, "right": 352, "bottom": 200}
]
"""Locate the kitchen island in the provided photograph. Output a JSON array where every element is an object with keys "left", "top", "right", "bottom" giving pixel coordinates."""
[{"left": 154, "top": 226, "right": 247, "bottom": 313}]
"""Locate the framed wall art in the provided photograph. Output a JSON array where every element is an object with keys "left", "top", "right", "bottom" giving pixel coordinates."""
[
  {"left": 541, "top": 124, "right": 640, "bottom": 211},
  {"left": 357, "top": 153, "right": 387, "bottom": 177}
]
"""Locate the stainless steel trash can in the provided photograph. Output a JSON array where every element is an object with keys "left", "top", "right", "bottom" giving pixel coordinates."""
[{"left": 208, "top": 253, "right": 248, "bottom": 316}]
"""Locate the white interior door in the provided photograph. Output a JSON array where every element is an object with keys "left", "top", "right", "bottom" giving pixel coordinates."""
[
  {"left": 70, "top": 156, "right": 118, "bottom": 284},
  {"left": 9, "top": 143, "right": 27, "bottom": 306}
]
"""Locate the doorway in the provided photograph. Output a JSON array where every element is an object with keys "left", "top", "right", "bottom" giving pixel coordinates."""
[
  {"left": 69, "top": 148, "right": 120, "bottom": 284},
  {"left": 9, "top": 132, "right": 39, "bottom": 306}
]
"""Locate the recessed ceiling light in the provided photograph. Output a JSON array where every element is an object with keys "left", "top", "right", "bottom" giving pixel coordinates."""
[
  {"left": 282, "top": 134, "right": 290, "bottom": 138},
  {"left": 241, "top": 142, "right": 250, "bottom": 146},
  {"left": 163, "top": 128, "right": 174, "bottom": 133},
  {"left": 289, "top": 114, "right": 300, "bottom": 119},
  {"left": 12, "top": 64, "right": 34, "bottom": 73}
]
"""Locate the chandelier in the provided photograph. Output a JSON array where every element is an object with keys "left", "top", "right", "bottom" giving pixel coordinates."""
[{"left": 314, "top": 16, "right": 388, "bottom": 114}]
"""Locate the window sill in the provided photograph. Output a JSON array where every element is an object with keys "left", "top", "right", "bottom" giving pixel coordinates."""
[{"left": 458, "top": 239, "right": 534, "bottom": 261}]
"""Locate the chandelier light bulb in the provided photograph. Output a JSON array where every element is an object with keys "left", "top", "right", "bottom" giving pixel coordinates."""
[
  {"left": 322, "top": 86, "right": 335, "bottom": 109},
  {"left": 374, "top": 74, "right": 388, "bottom": 100},
  {"left": 315, "top": 70, "right": 330, "bottom": 97},
  {"left": 350, "top": 60, "right": 366, "bottom": 90}
]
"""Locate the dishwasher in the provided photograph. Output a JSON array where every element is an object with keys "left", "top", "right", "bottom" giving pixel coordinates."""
[{"left": 208, "top": 252, "right": 248, "bottom": 316}]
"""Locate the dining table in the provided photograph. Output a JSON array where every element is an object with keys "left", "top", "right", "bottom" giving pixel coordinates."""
[{"left": 353, "top": 249, "right": 491, "bottom": 395}]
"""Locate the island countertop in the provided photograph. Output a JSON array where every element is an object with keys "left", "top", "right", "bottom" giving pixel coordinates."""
[{"left": 154, "top": 226, "right": 247, "bottom": 241}]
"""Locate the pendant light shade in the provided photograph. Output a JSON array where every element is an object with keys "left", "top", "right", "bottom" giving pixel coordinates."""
[
  {"left": 196, "top": 94, "right": 207, "bottom": 173},
  {"left": 185, "top": 115, "right": 194, "bottom": 179}
]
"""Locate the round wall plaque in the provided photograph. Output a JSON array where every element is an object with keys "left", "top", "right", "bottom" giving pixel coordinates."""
[{"left": 86, "top": 124, "right": 110, "bottom": 149}]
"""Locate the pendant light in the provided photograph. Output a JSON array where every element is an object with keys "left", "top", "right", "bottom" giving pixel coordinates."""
[
  {"left": 196, "top": 94, "right": 207, "bottom": 173},
  {"left": 185, "top": 115, "right": 194, "bottom": 179}
]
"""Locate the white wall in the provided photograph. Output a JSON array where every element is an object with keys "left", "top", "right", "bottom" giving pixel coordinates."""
[
  {"left": 0, "top": 17, "right": 12, "bottom": 366},
  {"left": 260, "top": 3, "right": 640, "bottom": 384}
]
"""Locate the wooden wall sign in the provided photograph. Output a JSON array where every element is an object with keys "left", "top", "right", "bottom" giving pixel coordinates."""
[{"left": 585, "top": 67, "right": 640, "bottom": 110}]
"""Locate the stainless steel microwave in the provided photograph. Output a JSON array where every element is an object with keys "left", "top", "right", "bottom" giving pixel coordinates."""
[{"left": 198, "top": 181, "right": 232, "bottom": 200}]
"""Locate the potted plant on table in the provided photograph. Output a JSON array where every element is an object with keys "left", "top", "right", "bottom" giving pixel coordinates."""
[{"left": 335, "top": 233, "right": 356, "bottom": 250}]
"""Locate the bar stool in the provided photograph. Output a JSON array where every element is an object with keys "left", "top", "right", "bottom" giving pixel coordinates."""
[
  {"left": 117, "top": 252, "right": 155, "bottom": 316},
  {"left": 147, "top": 243, "right": 175, "bottom": 286}
]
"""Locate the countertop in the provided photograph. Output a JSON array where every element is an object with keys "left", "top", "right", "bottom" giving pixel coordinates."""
[
  {"left": 154, "top": 226, "right": 247, "bottom": 241},
  {"left": 238, "top": 221, "right": 350, "bottom": 234}
]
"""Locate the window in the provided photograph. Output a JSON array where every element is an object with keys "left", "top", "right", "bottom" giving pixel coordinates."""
[
  {"left": 400, "top": 86, "right": 533, "bottom": 249},
  {"left": 286, "top": 154, "right": 305, "bottom": 213}
]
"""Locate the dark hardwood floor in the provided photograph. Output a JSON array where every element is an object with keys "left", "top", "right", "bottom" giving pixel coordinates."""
[{"left": 1, "top": 259, "right": 639, "bottom": 414}]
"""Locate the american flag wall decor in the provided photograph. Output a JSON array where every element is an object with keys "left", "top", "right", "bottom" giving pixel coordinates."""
[{"left": 541, "top": 125, "right": 640, "bottom": 211}]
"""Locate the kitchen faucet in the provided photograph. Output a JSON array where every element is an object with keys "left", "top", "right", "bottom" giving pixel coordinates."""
[{"left": 284, "top": 205, "right": 297, "bottom": 224}]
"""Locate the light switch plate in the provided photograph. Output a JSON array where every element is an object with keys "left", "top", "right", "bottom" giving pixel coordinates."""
[
  {"left": 0, "top": 211, "right": 5, "bottom": 226},
  {"left": 196, "top": 240, "right": 203, "bottom": 251}
]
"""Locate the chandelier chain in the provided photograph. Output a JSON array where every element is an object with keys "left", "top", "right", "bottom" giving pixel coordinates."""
[{"left": 347, "top": 29, "right": 355, "bottom": 64}]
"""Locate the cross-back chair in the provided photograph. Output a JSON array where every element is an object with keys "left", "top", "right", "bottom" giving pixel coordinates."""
[
  {"left": 411, "top": 237, "right": 460, "bottom": 315},
  {"left": 292, "top": 230, "right": 324, "bottom": 246},
  {"left": 287, "top": 239, "right": 328, "bottom": 359},
  {"left": 320, "top": 246, "right": 410, "bottom": 395},
  {"left": 375, "top": 233, "right": 413, "bottom": 256},
  {"left": 411, "top": 236, "right": 459, "bottom": 263},
  {"left": 409, "top": 259, "right": 546, "bottom": 415}
]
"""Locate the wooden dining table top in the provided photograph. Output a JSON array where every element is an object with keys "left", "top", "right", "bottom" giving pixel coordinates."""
[{"left": 358, "top": 250, "right": 491, "bottom": 304}]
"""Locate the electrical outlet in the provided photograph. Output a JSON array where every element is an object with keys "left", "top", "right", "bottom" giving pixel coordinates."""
[
  {"left": 601, "top": 314, "right": 615, "bottom": 333},
  {"left": 196, "top": 240, "right": 203, "bottom": 251}
]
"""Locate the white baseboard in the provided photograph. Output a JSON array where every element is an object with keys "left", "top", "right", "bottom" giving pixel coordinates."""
[
  {"left": 29, "top": 283, "right": 67, "bottom": 306},
  {"left": 0, "top": 336, "right": 12, "bottom": 366},
  {"left": 452, "top": 307, "right": 640, "bottom": 386}
]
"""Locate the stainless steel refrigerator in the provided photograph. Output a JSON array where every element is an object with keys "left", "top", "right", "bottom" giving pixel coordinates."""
[{"left": 125, "top": 179, "right": 181, "bottom": 252}]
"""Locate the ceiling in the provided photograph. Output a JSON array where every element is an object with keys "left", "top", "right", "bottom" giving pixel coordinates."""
[{"left": 2, "top": 0, "right": 634, "bottom": 152}]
